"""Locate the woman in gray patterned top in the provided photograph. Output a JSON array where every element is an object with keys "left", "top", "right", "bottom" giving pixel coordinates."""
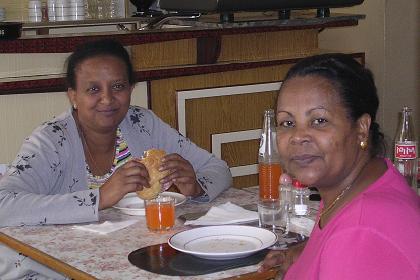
[{"left": 0, "top": 39, "right": 232, "bottom": 228}]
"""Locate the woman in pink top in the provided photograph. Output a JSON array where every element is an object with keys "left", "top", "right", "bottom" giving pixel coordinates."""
[{"left": 259, "top": 54, "right": 420, "bottom": 279}]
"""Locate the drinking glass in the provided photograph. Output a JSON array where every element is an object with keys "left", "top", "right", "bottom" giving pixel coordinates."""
[
  {"left": 258, "top": 198, "right": 290, "bottom": 249},
  {"left": 145, "top": 196, "right": 175, "bottom": 232}
]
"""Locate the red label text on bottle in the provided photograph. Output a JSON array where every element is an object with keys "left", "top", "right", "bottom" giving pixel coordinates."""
[{"left": 395, "top": 144, "right": 417, "bottom": 159}]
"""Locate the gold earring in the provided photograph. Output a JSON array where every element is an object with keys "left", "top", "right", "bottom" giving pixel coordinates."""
[{"left": 360, "top": 140, "right": 368, "bottom": 150}]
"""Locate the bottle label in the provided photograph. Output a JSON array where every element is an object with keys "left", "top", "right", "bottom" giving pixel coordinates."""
[
  {"left": 395, "top": 142, "right": 417, "bottom": 159},
  {"left": 294, "top": 204, "right": 308, "bottom": 216}
]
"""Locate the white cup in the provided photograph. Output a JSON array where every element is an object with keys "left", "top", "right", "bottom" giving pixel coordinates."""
[
  {"left": 69, "top": 0, "right": 85, "bottom": 6},
  {"left": 56, "top": 7, "right": 72, "bottom": 16},
  {"left": 55, "top": 0, "right": 70, "bottom": 8},
  {"left": 28, "top": 14, "right": 42, "bottom": 22},
  {"left": 48, "top": 3, "right": 57, "bottom": 21},
  {"left": 28, "top": 7, "right": 42, "bottom": 15},
  {"left": 28, "top": 0, "right": 42, "bottom": 8}
]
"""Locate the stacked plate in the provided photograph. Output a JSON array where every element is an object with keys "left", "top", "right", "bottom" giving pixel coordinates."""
[
  {"left": 28, "top": 0, "right": 42, "bottom": 22},
  {"left": 69, "top": 0, "right": 85, "bottom": 21},
  {"left": 47, "top": 0, "right": 57, "bottom": 21},
  {"left": 55, "top": 0, "right": 71, "bottom": 21}
]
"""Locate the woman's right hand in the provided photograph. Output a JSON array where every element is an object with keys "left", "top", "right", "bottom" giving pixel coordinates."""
[
  {"left": 98, "top": 160, "right": 150, "bottom": 210},
  {"left": 258, "top": 241, "right": 306, "bottom": 275}
]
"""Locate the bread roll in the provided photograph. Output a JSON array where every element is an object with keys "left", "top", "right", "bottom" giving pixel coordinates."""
[{"left": 136, "top": 149, "right": 169, "bottom": 200}]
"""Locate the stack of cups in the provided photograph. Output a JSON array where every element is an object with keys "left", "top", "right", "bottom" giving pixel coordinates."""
[
  {"left": 47, "top": 0, "right": 56, "bottom": 21},
  {"left": 55, "top": 0, "right": 71, "bottom": 21},
  {"left": 28, "top": 0, "right": 42, "bottom": 22},
  {"left": 70, "top": 0, "right": 85, "bottom": 21}
]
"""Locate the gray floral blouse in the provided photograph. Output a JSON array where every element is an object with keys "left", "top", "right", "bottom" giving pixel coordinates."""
[{"left": 0, "top": 106, "right": 232, "bottom": 227}]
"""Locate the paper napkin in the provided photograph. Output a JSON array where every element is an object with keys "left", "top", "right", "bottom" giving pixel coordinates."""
[
  {"left": 73, "top": 220, "right": 138, "bottom": 234},
  {"left": 290, "top": 217, "right": 315, "bottom": 237},
  {"left": 184, "top": 202, "right": 258, "bottom": 226}
]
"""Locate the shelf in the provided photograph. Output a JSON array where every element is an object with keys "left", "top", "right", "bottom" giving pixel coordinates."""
[{"left": 22, "top": 17, "right": 148, "bottom": 31}]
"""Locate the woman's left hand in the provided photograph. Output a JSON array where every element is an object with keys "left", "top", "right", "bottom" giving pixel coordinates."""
[
  {"left": 259, "top": 240, "right": 307, "bottom": 274},
  {"left": 159, "top": 153, "right": 203, "bottom": 197}
]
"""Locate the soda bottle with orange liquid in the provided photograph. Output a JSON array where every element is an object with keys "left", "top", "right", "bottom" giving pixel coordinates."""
[{"left": 258, "top": 109, "right": 282, "bottom": 200}]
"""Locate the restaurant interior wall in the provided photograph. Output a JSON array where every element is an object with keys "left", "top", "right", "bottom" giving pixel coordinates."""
[
  {"left": 319, "top": 0, "right": 419, "bottom": 156},
  {"left": 1, "top": 1, "right": 417, "bottom": 171}
]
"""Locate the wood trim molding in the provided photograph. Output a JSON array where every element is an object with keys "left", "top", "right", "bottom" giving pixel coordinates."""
[
  {"left": 212, "top": 129, "right": 261, "bottom": 177},
  {"left": 176, "top": 82, "right": 281, "bottom": 135}
]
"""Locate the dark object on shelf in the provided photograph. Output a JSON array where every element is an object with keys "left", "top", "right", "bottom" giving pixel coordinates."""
[
  {"left": 159, "top": 0, "right": 364, "bottom": 21},
  {"left": 130, "top": 0, "right": 163, "bottom": 16},
  {"left": 0, "top": 22, "right": 22, "bottom": 40},
  {"left": 137, "top": 12, "right": 200, "bottom": 30}
]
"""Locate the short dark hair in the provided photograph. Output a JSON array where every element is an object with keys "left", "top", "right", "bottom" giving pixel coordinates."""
[
  {"left": 282, "top": 53, "right": 386, "bottom": 157},
  {"left": 65, "top": 39, "right": 135, "bottom": 89}
]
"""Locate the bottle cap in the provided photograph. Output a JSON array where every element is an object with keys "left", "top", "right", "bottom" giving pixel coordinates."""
[
  {"left": 292, "top": 179, "right": 306, "bottom": 188},
  {"left": 280, "top": 173, "right": 292, "bottom": 185}
]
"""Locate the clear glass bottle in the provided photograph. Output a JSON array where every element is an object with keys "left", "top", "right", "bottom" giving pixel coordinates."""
[
  {"left": 280, "top": 173, "right": 293, "bottom": 212},
  {"left": 258, "top": 109, "right": 282, "bottom": 200},
  {"left": 394, "top": 106, "right": 418, "bottom": 191},
  {"left": 292, "top": 179, "right": 310, "bottom": 217}
]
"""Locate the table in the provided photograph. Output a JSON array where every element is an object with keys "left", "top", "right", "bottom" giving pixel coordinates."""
[{"left": 0, "top": 187, "right": 285, "bottom": 280}]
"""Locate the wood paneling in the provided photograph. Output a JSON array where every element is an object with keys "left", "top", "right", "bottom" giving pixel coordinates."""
[
  {"left": 150, "top": 65, "right": 289, "bottom": 189},
  {"left": 233, "top": 174, "right": 259, "bottom": 189},
  {"left": 221, "top": 140, "right": 260, "bottom": 167},
  {"left": 219, "top": 30, "right": 318, "bottom": 63},
  {"left": 222, "top": 140, "right": 260, "bottom": 189},
  {"left": 185, "top": 91, "right": 276, "bottom": 150},
  {"left": 132, "top": 29, "right": 317, "bottom": 69},
  {"left": 150, "top": 64, "right": 292, "bottom": 128},
  {"left": 1, "top": 0, "right": 26, "bottom": 21},
  {"left": 132, "top": 39, "right": 196, "bottom": 70}
]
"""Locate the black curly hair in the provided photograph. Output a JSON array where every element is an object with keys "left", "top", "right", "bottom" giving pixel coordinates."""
[
  {"left": 281, "top": 53, "right": 386, "bottom": 157},
  {"left": 65, "top": 39, "right": 135, "bottom": 89}
]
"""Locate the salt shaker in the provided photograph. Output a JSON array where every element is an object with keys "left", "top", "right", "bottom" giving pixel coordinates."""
[{"left": 292, "top": 179, "right": 310, "bottom": 217}]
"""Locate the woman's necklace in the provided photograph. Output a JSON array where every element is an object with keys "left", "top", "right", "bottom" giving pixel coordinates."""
[
  {"left": 76, "top": 121, "right": 116, "bottom": 176},
  {"left": 318, "top": 159, "right": 371, "bottom": 225},
  {"left": 318, "top": 183, "right": 353, "bottom": 223}
]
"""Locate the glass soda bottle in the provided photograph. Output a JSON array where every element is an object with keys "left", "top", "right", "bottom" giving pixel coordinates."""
[
  {"left": 280, "top": 173, "right": 293, "bottom": 212},
  {"left": 393, "top": 106, "right": 418, "bottom": 191},
  {"left": 258, "top": 109, "right": 282, "bottom": 199}
]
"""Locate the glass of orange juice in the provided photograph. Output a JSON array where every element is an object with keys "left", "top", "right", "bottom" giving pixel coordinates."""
[{"left": 145, "top": 196, "right": 175, "bottom": 232}]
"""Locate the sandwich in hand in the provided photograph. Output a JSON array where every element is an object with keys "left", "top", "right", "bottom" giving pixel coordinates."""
[{"left": 136, "top": 149, "right": 169, "bottom": 200}]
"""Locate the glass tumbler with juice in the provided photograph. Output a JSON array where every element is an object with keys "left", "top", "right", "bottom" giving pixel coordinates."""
[{"left": 145, "top": 196, "right": 175, "bottom": 232}]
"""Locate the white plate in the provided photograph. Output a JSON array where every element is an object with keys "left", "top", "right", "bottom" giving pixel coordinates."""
[
  {"left": 168, "top": 225, "right": 277, "bottom": 260},
  {"left": 113, "top": 192, "right": 187, "bottom": 216}
]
